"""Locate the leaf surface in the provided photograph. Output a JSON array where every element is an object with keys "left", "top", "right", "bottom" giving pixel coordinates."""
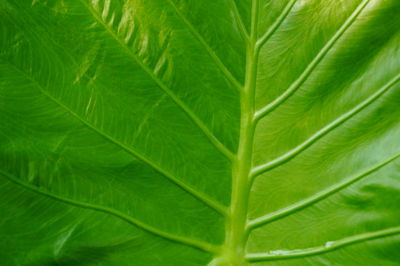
[{"left": 0, "top": 0, "right": 399, "bottom": 265}]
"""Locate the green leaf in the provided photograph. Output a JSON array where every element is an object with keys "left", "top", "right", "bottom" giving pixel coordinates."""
[{"left": 1, "top": 0, "right": 399, "bottom": 265}]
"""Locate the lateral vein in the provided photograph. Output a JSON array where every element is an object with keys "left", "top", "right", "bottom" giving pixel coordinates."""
[
  {"left": 0, "top": 170, "right": 219, "bottom": 254},
  {"left": 247, "top": 152, "right": 400, "bottom": 230},
  {"left": 166, "top": 0, "right": 243, "bottom": 91},
  {"left": 246, "top": 226, "right": 400, "bottom": 262},
  {"left": 251, "top": 73, "right": 400, "bottom": 179},
  {"left": 79, "top": 0, "right": 235, "bottom": 161},
  {"left": 6, "top": 62, "right": 228, "bottom": 216},
  {"left": 256, "top": 0, "right": 297, "bottom": 50},
  {"left": 229, "top": 0, "right": 249, "bottom": 40},
  {"left": 255, "top": 0, "right": 371, "bottom": 122}
]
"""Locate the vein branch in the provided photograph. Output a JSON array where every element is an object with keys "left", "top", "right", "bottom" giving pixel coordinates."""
[
  {"left": 80, "top": 0, "right": 235, "bottom": 161},
  {"left": 0, "top": 170, "right": 220, "bottom": 254},
  {"left": 246, "top": 226, "right": 400, "bottom": 262},
  {"left": 7, "top": 62, "right": 228, "bottom": 216},
  {"left": 247, "top": 152, "right": 400, "bottom": 230},
  {"left": 251, "top": 73, "right": 400, "bottom": 179},
  {"left": 254, "top": 0, "right": 371, "bottom": 122}
]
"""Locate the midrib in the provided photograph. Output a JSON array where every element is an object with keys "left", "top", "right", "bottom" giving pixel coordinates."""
[{"left": 221, "top": 1, "right": 260, "bottom": 264}]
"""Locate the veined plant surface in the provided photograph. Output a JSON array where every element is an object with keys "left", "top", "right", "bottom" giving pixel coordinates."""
[{"left": 0, "top": 0, "right": 400, "bottom": 265}]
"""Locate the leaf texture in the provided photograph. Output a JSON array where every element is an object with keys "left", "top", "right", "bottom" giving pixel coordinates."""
[{"left": 0, "top": 0, "right": 399, "bottom": 265}]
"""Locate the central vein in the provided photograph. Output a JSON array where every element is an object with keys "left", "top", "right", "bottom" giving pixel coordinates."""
[{"left": 222, "top": 1, "right": 260, "bottom": 265}]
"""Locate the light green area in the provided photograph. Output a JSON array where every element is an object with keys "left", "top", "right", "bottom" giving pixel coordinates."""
[{"left": 0, "top": 0, "right": 399, "bottom": 265}]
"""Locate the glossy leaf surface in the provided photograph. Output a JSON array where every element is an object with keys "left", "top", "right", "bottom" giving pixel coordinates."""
[{"left": 0, "top": 0, "right": 399, "bottom": 265}]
